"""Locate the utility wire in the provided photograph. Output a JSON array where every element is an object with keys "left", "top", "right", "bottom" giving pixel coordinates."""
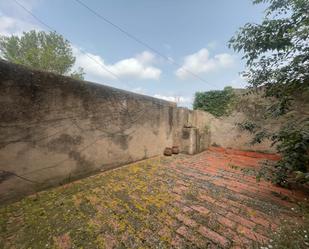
[
  {"left": 12, "top": 0, "right": 127, "bottom": 84},
  {"left": 8, "top": 0, "right": 149, "bottom": 182},
  {"left": 14, "top": 0, "right": 215, "bottom": 87},
  {"left": 74, "top": 0, "right": 216, "bottom": 87}
]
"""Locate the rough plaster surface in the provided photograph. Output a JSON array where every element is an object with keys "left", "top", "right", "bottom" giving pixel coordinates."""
[
  {"left": 0, "top": 60, "right": 279, "bottom": 203},
  {"left": 190, "top": 110, "right": 279, "bottom": 153},
  {"left": 0, "top": 60, "right": 177, "bottom": 202}
]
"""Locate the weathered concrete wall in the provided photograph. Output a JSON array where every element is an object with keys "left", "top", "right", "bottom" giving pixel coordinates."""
[
  {"left": 189, "top": 110, "right": 276, "bottom": 153},
  {"left": 172, "top": 106, "right": 273, "bottom": 154},
  {"left": 0, "top": 60, "right": 287, "bottom": 203},
  {"left": 189, "top": 89, "right": 309, "bottom": 153},
  {"left": 0, "top": 60, "right": 177, "bottom": 202},
  {"left": 173, "top": 108, "right": 210, "bottom": 155}
]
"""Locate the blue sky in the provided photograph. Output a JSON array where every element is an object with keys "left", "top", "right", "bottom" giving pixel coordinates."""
[{"left": 0, "top": 0, "right": 267, "bottom": 107}]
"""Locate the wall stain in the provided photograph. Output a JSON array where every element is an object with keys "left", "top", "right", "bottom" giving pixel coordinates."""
[
  {"left": 112, "top": 134, "right": 130, "bottom": 150},
  {"left": 68, "top": 150, "right": 94, "bottom": 173},
  {"left": 0, "top": 171, "right": 14, "bottom": 184},
  {"left": 46, "top": 134, "right": 83, "bottom": 153}
]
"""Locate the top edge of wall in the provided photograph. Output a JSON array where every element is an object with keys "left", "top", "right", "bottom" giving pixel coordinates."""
[{"left": 0, "top": 59, "right": 177, "bottom": 108}]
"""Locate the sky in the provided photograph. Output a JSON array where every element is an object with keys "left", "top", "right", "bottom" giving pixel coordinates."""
[{"left": 0, "top": 0, "right": 267, "bottom": 108}]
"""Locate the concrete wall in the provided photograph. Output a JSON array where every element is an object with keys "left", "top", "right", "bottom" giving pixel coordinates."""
[
  {"left": 0, "top": 60, "right": 282, "bottom": 203},
  {"left": 190, "top": 89, "right": 309, "bottom": 153},
  {"left": 173, "top": 108, "right": 211, "bottom": 155},
  {"left": 0, "top": 60, "right": 177, "bottom": 203},
  {"left": 189, "top": 110, "right": 276, "bottom": 153},
  {"left": 173, "top": 108, "right": 275, "bottom": 155}
]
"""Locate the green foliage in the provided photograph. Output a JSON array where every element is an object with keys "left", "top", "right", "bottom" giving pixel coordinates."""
[
  {"left": 0, "top": 30, "right": 84, "bottom": 80},
  {"left": 238, "top": 119, "right": 309, "bottom": 185},
  {"left": 70, "top": 67, "right": 85, "bottom": 81},
  {"left": 237, "top": 121, "right": 260, "bottom": 133},
  {"left": 193, "top": 86, "right": 236, "bottom": 117},
  {"left": 230, "top": 0, "right": 309, "bottom": 186},
  {"left": 272, "top": 123, "right": 309, "bottom": 185},
  {"left": 229, "top": 0, "right": 309, "bottom": 92},
  {"left": 251, "top": 130, "right": 271, "bottom": 145}
]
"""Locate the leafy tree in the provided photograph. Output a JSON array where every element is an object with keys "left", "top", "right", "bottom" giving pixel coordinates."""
[
  {"left": 229, "top": 0, "right": 309, "bottom": 111},
  {"left": 230, "top": 0, "right": 309, "bottom": 186},
  {"left": 0, "top": 30, "right": 84, "bottom": 80}
]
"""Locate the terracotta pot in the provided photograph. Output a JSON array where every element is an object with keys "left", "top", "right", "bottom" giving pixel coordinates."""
[
  {"left": 172, "top": 146, "right": 179, "bottom": 154},
  {"left": 164, "top": 147, "right": 173, "bottom": 156}
]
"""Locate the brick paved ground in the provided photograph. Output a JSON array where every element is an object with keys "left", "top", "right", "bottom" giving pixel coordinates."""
[{"left": 0, "top": 147, "right": 307, "bottom": 249}]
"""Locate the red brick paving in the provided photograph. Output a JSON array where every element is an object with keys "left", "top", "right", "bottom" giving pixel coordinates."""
[
  {"left": 1, "top": 146, "right": 307, "bottom": 249},
  {"left": 165, "top": 146, "right": 307, "bottom": 248}
]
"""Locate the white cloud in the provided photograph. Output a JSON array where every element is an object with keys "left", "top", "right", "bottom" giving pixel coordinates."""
[
  {"left": 0, "top": 0, "right": 43, "bottom": 34},
  {"left": 176, "top": 48, "right": 235, "bottom": 80},
  {"left": 229, "top": 79, "right": 247, "bottom": 89},
  {"left": 215, "top": 53, "right": 235, "bottom": 67},
  {"left": 73, "top": 48, "right": 162, "bottom": 82},
  {"left": 228, "top": 74, "right": 249, "bottom": 89},
  {"left": 0, "top": 15, "right": 161, "bottom": 83},
  {"left": 153, "top": 94, "right": 191, "bottom": 104},
  {"left": 131, "top": 87, "right": 146, "bottom": 94},
  {"left": 0, "top": 15, "right": 40, "bottom": 36},
  {"left": 136, "top": 51, "right": 155, "bottom": 64}
]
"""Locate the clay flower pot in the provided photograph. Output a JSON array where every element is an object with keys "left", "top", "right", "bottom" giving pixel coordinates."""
[
  {"left": 164, "top": 147, "right": 173, "bottom": 156},
  {"left": 172, "top": 146, "right": 179, "bottom": 154}
]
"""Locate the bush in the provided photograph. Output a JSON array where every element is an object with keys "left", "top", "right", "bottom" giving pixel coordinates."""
[
  {"left": 272, "top": 124, "right": 309, "bottom": 186},
  {"left": 238, "top": 120, "right": 309, "bottom": 186},
  {"left": 229, "top": 0, "right": 309, "bottom": 188},
  {"left": 193, "top": 86, "right": 236, "bottom": 117}
]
